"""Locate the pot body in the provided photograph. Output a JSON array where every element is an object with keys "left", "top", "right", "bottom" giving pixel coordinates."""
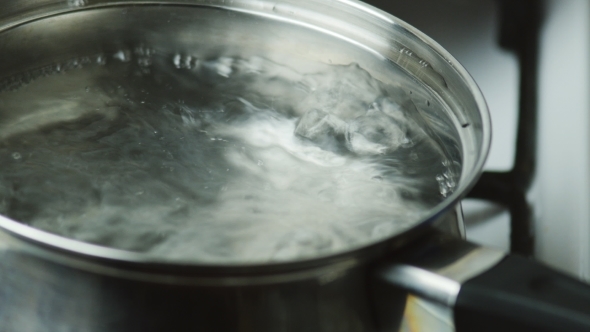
[
  {"left": 0, "top": 1, "right": 490, "bottom": 331},
  {"left": 0, "top": 209, "right": 464, "bottom": 332}
]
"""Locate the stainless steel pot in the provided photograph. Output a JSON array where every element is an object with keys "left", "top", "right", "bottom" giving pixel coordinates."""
[{"left": 0, "top": 1, "right": 588, "bottom": 332}]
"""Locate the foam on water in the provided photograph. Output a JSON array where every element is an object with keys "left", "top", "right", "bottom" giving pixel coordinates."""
[{"left": 0, "top": 50, "right": 460, "bottom": 263}]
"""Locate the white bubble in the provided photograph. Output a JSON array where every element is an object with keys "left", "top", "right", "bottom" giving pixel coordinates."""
[
  {"left": 113, "top": 50, "right": 131, "bottom": 62},
  {"left": 68, "top": 0, "right": 87, "bottom": 7}
]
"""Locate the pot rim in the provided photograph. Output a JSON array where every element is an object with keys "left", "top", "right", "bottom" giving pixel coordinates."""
[{"left": 0, "top": 0, "right": 491, "bottom": 274}]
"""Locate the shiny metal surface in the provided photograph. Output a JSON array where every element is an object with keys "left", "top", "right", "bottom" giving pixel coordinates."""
[
  {"left": 0, "top": 241, "right": 372, "bottom": 331},
  {"left": 380, "top": 265, "right": 462, "bottom": 307},
  {"left": 0, "top": 212, "right": 466, "bottom": 332},
  {"left": 0, "top": 1, "right": 491, "bottom": 331},
  {"left": 396, "top": 296, "right": 454, "bottom": 332}
]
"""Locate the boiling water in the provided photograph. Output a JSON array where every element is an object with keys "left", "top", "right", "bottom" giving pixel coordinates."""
[{"left": 0, "top": 18, "right": 460, "bottom": 263}]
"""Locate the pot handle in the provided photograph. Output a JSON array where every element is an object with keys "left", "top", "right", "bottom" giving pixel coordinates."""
[{"left": 372, "top": 232, "right": 590, "bottom": 332}]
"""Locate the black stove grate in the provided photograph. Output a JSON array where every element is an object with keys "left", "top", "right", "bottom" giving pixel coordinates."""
[{"left": 467, "top": 0, "right": 544, "bottom": 257}]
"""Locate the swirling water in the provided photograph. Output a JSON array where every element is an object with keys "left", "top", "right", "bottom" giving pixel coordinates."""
[{"left": 0, "top": 49, "right": 459, "bottom": 263}]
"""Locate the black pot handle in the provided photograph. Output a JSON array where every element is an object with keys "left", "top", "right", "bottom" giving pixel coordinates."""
[
  {"left": 372, "top": 232, "right": 590, "bottom": 332},
  {"left": 455, "top": 254, "right": 590, "bottom": 332}
]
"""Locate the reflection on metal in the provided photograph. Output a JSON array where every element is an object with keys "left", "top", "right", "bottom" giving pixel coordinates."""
[
  {"left": 398, "top": 295, "right": 454, "bottom": 332},
  {"left": 380, "top": 265, "right": 460, "bottom": 307},
  {"left": 434, "top": 204, "right": 466, "bottom": 239}
]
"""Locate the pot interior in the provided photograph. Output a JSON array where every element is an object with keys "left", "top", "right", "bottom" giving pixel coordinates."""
[{"left": 0, "top": 1, "right": 488, "bottom": 265}]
